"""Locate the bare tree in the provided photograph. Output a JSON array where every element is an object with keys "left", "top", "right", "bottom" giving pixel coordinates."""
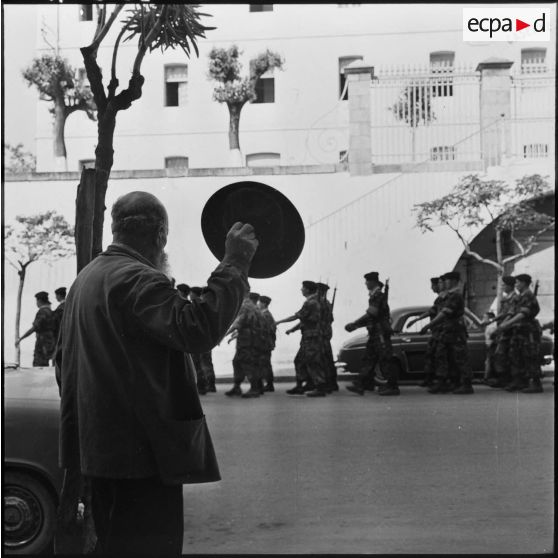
[
  {"left": 22, "top": 54, "right": 96, "bottom": 171},
  {"left": 4, "top": 211, "right": 74, "bottom": 367},
  {"left": 414, "top": 173, "right": 554, "bottom": 312},
  {"left": 76, "top": 4, "right": 214, "bottom": 271},
  {"left": 208, "top": 45, "right": 284, "bottom": 165}
]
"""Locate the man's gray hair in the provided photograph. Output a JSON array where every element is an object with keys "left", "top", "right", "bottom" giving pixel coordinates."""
[{"left": 111, "top": 191, "right": 167, "bottom": 240}]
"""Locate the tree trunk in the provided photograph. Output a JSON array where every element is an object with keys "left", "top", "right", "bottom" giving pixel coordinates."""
[
  {"left": 15, "top": 266, "right": 26, "bottom": 368},
  {"left": 227, "top": 102, "right": 243, "bottom": 157},
  {"left": 53, "top": 102, "right": 68, "bottom": 171},
  {"left": 91, "top": 108, "right": 117, "bottom": 259},
  {"left": 75, "top": 169, "right": 97, "bottom": 273},
  {"left": 494, "top": 228, "right": 504, "bottom": 314}
]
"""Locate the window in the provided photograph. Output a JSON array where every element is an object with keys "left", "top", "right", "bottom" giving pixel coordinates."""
[
  {"left": 523, "top": 144, "right": 548, "bottom": 158},
  {"left": 430, "top": 146, "right": 456, "bottom": 161},
  {"left": 339, "top": 55, "right": 363, "bottom": 100},
  {"left": 430, "top": 51, "right": 454, "bottom": 97},
  {"left": 246, "top": 153, "right": 280, "bottom": 167},
  {"left": 79, "top": 4, "right": 93, "bottom": 22},
  {"left": 401, "top": 315, "right": 430, "bottom": 333},
  {"left": 165, "top": 156, "right": 189, "bottom": 169},
  {"left": 253, "top": 77, "right": 275, "bottom": 103},
  {"left": 164, "top": 64, "right": 188, "bottom": 107},
  {"left": 79, "top": 159, "right": 95, "bottom": 170},
  {"left": 249, "top": 4, "right": 273, "bottom": 11},
  {"left": 521, "top": 48, "right": 546, "bottom": 73}
]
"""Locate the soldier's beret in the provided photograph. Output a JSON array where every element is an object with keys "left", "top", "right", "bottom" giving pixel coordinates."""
[
  {"left": 176, "top": 283, "right": 190, "bottom": 294},
  {"left": 501, "top": 276, "right": 515, "bottom": 287},
  {"left": 302, "top": 281, "right": 317, "bottom": 292},
  {"left": 249, "top": 292, "right": 260, "bottom": 302},
  {"left": 259, "top": 295, "right": 271, "bottom": 304},
  {"left": 35, "top": 291, "right": 50, "bottom": 303},
  {"left": 514, "top": 274, "right": 532, "bottom": 285},
  {"left": 444, "top": 271, "right": 460, "bottom": 281},
  {"left": 54, "top": 287, "right": 67, "bottom": 297},
  {"left": 364, "top": 271, "right": 379, "bottom": 282},
  {"left": 190, "top": 287, "right": 203, "bottom": 296},
  {"left": 316, "top": 282, "right": 330, "bottom": 291},
  {"left": 430, "top": 277, "right": 440, "bottom": 284}
]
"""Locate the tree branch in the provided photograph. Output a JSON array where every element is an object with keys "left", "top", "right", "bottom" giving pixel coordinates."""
[
  {"left": 451, "top": 223, "right": 502, "bottom": 270},
  {"left": 132, "top": 6, "right": 168, "bottom": 75},
  {"left": 80, "top": 47, "right": 107, "bottom": 113},
  {"left": 503, "top": 222, "right": 555, "bottom": 265},
  {"left": 87, "top": 5, "right": 125, "bottom": 54},
  {"left": 108, "top": 22, "right": 130, "bottom": 100}
]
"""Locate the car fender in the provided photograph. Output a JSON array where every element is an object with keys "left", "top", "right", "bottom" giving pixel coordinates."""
[{"left": 4, "top": 459, "right": 62, "bottom": 504}]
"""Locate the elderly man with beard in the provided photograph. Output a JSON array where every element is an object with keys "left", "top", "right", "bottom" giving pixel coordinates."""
[{"left": 55, "top": 191, "right": 258, "bottom": 555}]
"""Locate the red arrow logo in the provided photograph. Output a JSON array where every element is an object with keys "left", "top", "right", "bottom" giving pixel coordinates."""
[{"left": 516, "top": 19, "right": 530, "bottom": 31}]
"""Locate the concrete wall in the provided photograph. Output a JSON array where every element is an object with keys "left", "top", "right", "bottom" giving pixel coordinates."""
[{"left": 5, "top": 158, "right": 553, "bottom": 369}]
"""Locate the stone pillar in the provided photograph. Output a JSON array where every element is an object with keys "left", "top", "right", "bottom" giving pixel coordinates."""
[
  {"left": 344, "top": 60, "right": 374, "bottom": 176},
  {"left": 476, "top": 58, "right": 514, "bottom": 169}
]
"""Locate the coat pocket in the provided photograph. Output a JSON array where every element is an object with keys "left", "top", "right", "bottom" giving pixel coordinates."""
[{"left": 143, "top": 415, "right": 221, "bottom": 485}]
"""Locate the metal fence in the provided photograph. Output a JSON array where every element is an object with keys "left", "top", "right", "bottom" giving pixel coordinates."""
[
  {"left": 509, "top": 64, "right": 555, "bottom": 162},
  {"left": 370, "top": 63, "right": 481, "bottom": 164}
]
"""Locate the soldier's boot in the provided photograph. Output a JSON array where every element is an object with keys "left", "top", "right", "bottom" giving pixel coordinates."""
[
  {"left": 263, "top": 382, "right": 275, "bottom": 392},
  {"left": 207, "top": 383, "right": 217, "bottom": 393},
  {"left": 306, "top": 383, "right": 328, "bottom": 397},
  {"left": 286, "top": 382, "right": 305, "bottom": 395},
  {"left": 452, "top": 383, "right": 474, "bottom": 394},
  {"left": 258, "top": 378, "right": 265, "bottom": 395},
  {"left": 378, "top": 384, "right": 400, "bottom": 396},
  {"left": 428, "top": 380, "right": 452, "bottom": 394},
  {"left": 346, "top": 383, "right": 365, "bottom": 395},
  {"left": 505, "top": 379, "right": 527, "bottom": 392},
  {"left": 302, "top": 381, "right": 315, "bottom": 392},
  {"left": 225, "top": 384, "right": 243, "bottom": 397},
  {"left": 242, "top": 380, "right": 262, "bottom": 398},
  {"left": 521, "top": 379, "right": 544, "bottom": 393}
]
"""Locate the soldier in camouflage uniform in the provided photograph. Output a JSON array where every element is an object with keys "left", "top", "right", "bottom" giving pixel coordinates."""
[
  {"left": 226, "top": 292, "right": 266, "bottom": 398},
  {"left": 421, "top": 271, "right": 473, "bottom": 394},
  {"left": 407, "top": 277, "right": 445, "bottom": 388},
  {"left": 258, "top": 295, "right": 277, "bottom": 392},
  {"left": 277, "top": 281, "right": 329, "bottom": 397},
  {"left": 17, "top": 291, "right": 56, "bottom": 366},
  {"left": 345, "top": 272, "right": 400, "bottom": 396},
  {"left": 486, "top": 276, "right": 517, "bottom": 388},
  {"left": 51, "top": 287, "right": 67, "bottom": 349},
  {"left": 493, "top": 273, "right": 543, "bottom": 393},
  {"left": 317, "top": 282, "right": 338, "bottom": 392}
]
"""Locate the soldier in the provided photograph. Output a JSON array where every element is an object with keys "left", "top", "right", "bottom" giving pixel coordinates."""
[
  {"left": 345, "top": 272, "right": 400, "bottom": 396},
  {"left": 421, "top": 271, "right": 474, "bottom": 394},
  {"left": 493, "top": 273, "right": 543, "bottom": 393},
  {"left": 276, "top": 280, "right": 329, "bottom": 397},
  {"left": 486, "top": 275, "right": 517, "bottom": 388},
  {"left": 317, "top": 282, "right": 338, "bottom": 392},
  {"left": 16, "top": 291, "right": 56, "bottom": 366},
  {"left": 407, "top": 276, "right": 445, "bottom": 388},
  {"left": 226, "top": 292, "right": 265, "bottom": 398},
  {"left": 52, "top": 287, "right": 67, "bottom": 346},
  {"left": 258, "top": 295, "right": 277, "bottom": 392}
]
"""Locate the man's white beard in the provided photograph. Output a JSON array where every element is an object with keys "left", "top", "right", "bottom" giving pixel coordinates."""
[{"left": 157, "top": 250, "right": 172, "bottom": 279}]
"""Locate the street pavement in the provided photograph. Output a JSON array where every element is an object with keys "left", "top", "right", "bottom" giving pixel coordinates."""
[{"left": 182, "top": 380, "right": 554, "bottom": 554}]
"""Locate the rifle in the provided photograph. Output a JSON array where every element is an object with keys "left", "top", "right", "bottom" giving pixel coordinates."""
[
  {"left": 384, "top": 278, "right": 390, "bottom": 303},
  {"left": 534, "top": 279, "right": 540, "bottom": 296},
  {"left": 331, "top": 285, "right": 337, "bottom": 311}
]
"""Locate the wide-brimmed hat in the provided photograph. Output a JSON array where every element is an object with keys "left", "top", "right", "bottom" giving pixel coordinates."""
[{"left": 201, "top": 181, "right": 305, "bottom": 279}]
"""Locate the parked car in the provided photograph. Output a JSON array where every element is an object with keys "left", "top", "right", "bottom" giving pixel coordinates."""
[
  {"left": 336, "top": 306, "right": 554, "bottom": 381},
  {"left": 4, "top": 367, "right": 62, "bottom": 555}
]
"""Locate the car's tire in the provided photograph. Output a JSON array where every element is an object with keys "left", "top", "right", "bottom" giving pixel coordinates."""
[{"left": 3, "top": 470, "right": 57, "bottom": 555}]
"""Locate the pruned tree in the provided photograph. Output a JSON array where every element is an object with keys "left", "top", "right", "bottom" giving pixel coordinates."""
[
  {"left": 4, "top": 143, "right": 37, "bottom": 174},
  {"left": 22, "top": 54, "right": 96, "bottom": 171},
  {"left": 76, "top": 4, "right": 214, "bottom": 271},
  {"left": 390, "top": 81, "right": 435, "bottom": 162},
  {"left": 208, "top": 45, "right": 284, "bottom": 165},
  {"left": 414, "top": 173, "right": 554, "bottom": 311},
  {"left": 4, "top": 211, "right": 75, "bottom": 367}
]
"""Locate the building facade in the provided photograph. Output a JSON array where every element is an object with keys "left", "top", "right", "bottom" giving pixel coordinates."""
[{"left": 32, "top": 3, "right": 555, "bottom": 172}]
